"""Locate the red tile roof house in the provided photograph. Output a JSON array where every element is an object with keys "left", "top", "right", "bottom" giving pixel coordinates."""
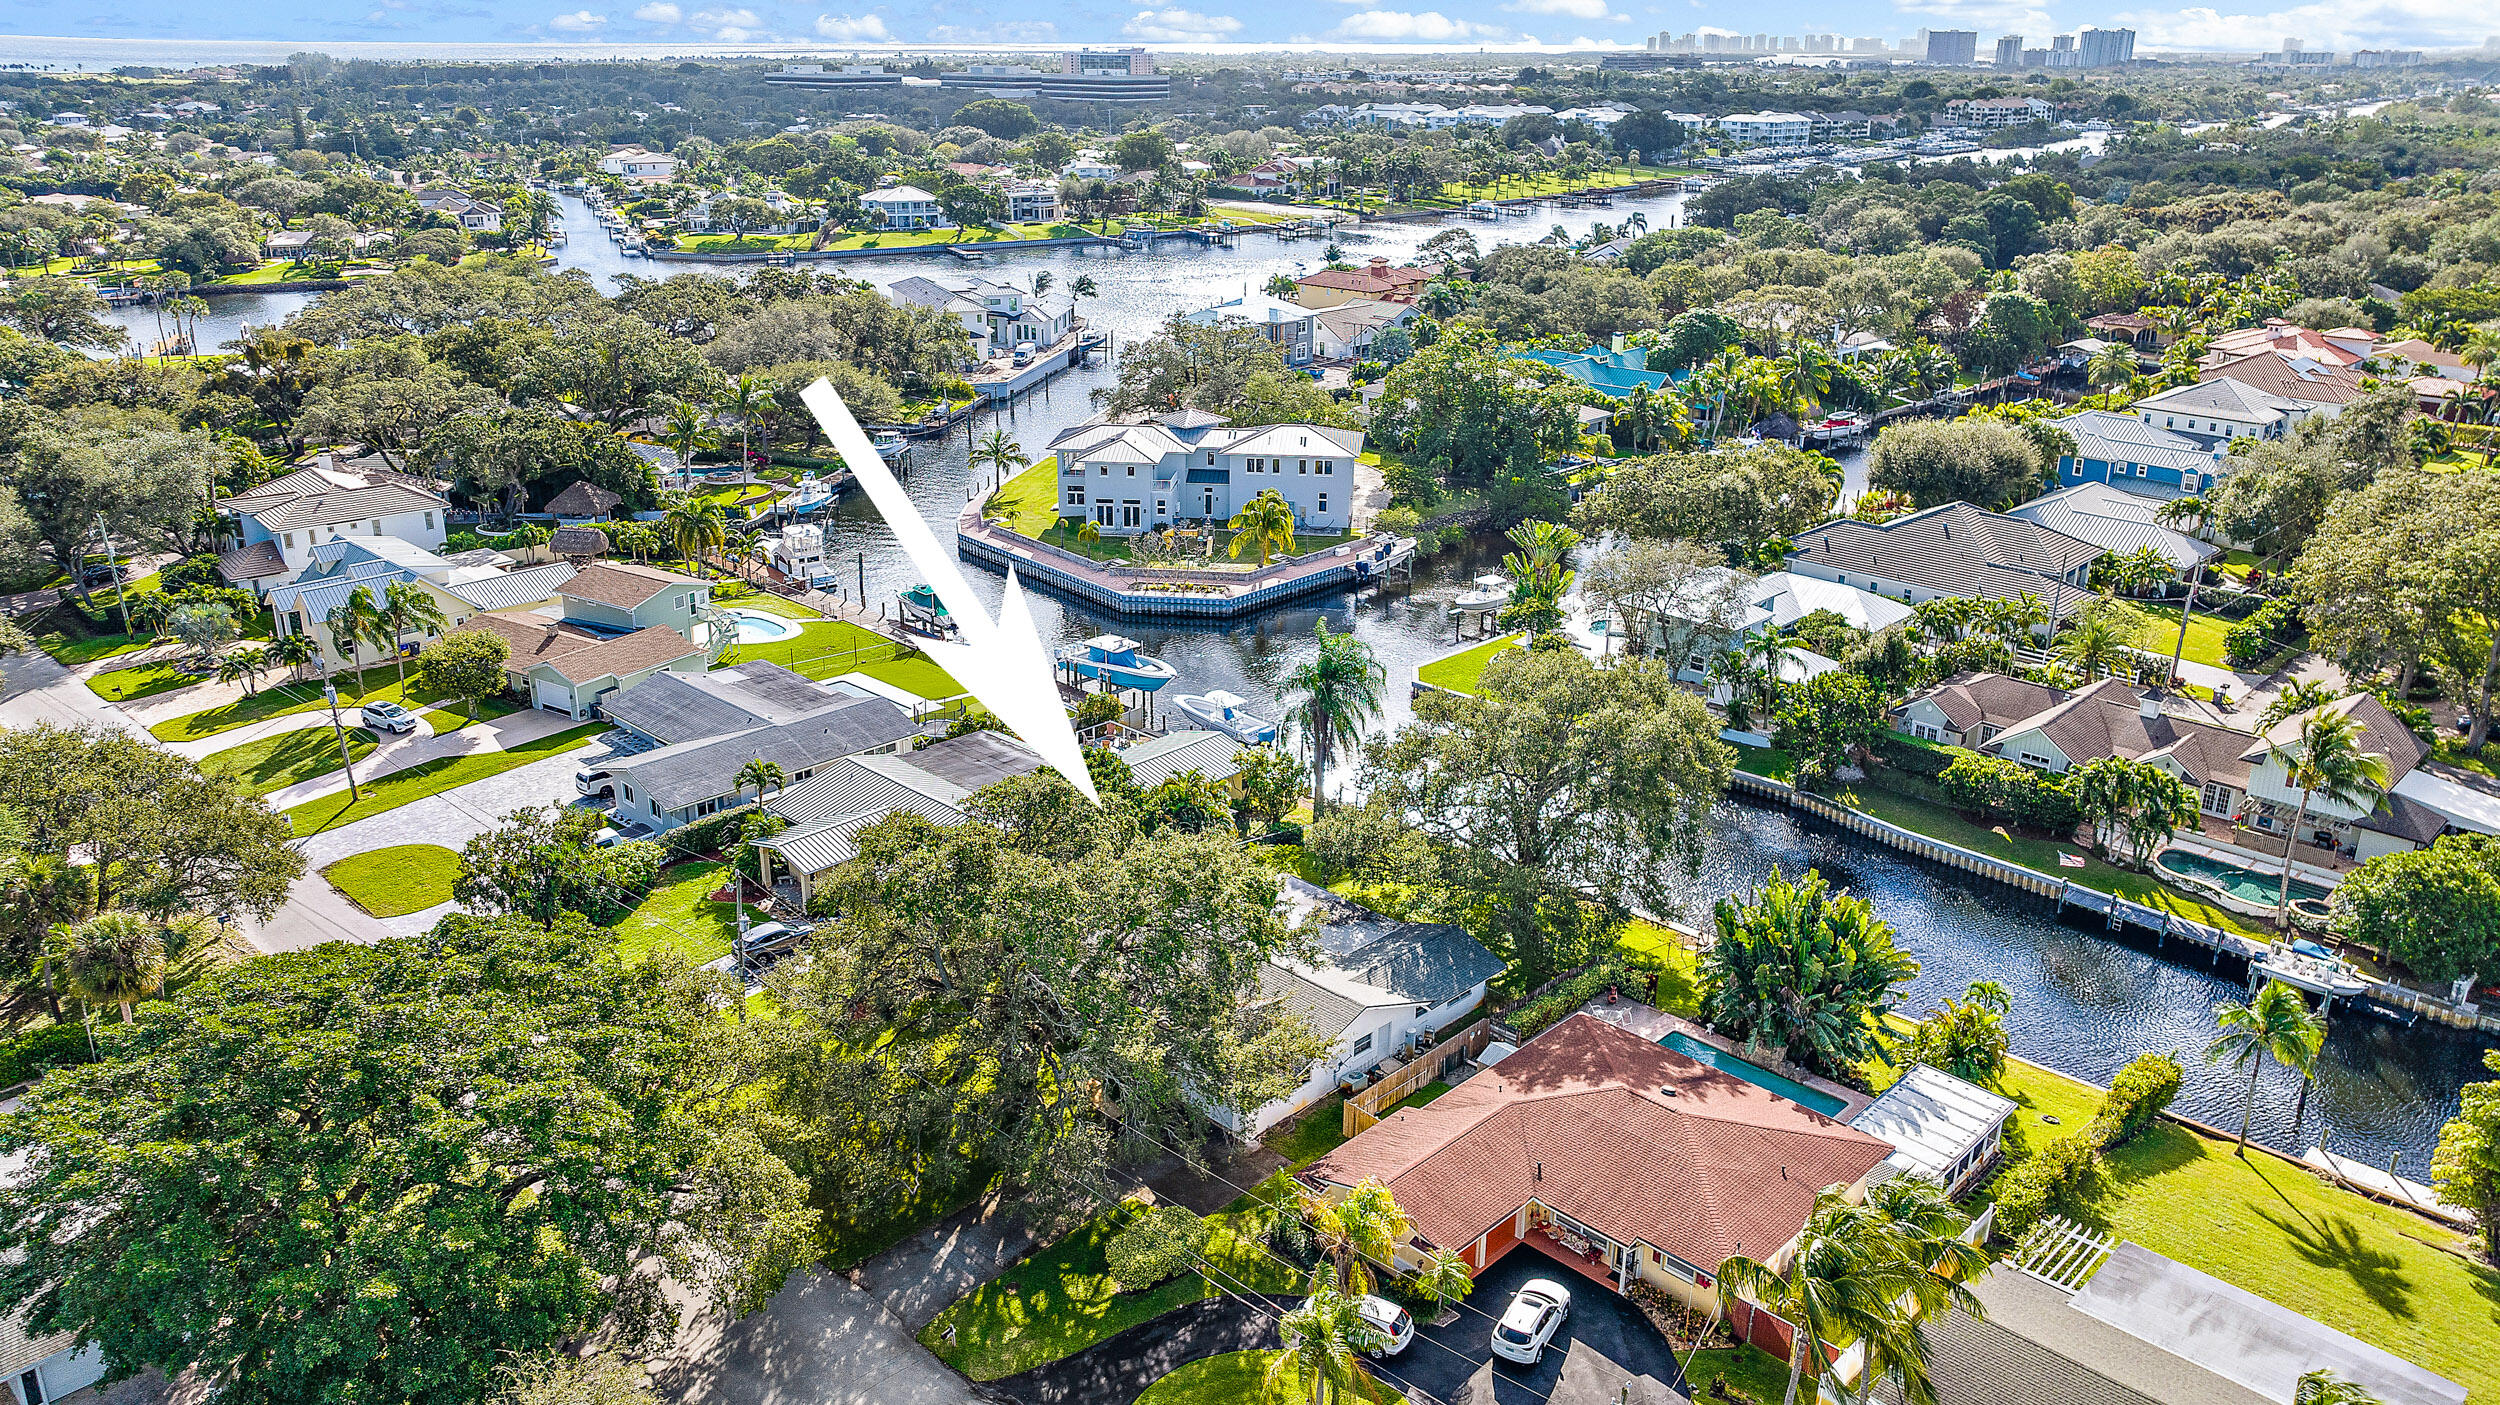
[{"left": 1301, "top": 1013, "right": 1895, "bottom": 1322}]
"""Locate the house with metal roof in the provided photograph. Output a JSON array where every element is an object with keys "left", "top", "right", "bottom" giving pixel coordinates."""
[
  {"left": 751, "top": 729, "right": 1045, "bottom": 904},
  {"left": 596, "top": 665, "right": 922, "bottom": 832},
  {"left": 1785, "top": 503, "right": 2101, "bottom": 622},
  {"left": 1516, "top": 338, "right": 1673, "bottom": 399},
  {"left": 261, "top": 539, "right": 576, "bottom": 672},
  {"left": 216, "top": 456, "right": 451, "bottom": 594},
  {"left": 1106, "top": 728, "right": 1247, "bottom": 789},
  {"left": 1851, "top": 1062, "right": 2017, "bottom": 1196},
  {"left": 2004, "top": 483, "right": 2219, "bottom": 572},
  {"left": 1049, "top": 411, "right": 1361, "bottom": 536},
  {"left": 2130, "top": 377, "right": 2305, "bottom": 446},
  {"left": 2048, "top": 410, "right": 2225, "bottom": 501}
]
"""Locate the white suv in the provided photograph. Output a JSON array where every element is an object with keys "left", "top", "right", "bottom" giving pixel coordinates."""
[
  {"left": 1355, "top": 1295, "right": 1415, "bottom": 1356},
  {"left": 1489, "top": 1278, "right": 1570, "bottom": 1365},
  {"left": 359, "top": 701, "right": 420, "bottom": 735}
]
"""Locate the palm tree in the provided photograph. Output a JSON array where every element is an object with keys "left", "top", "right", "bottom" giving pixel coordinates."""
[
  {"left": 2206, "top": 978, "right": 2325, "bottom": 1157},
  {"left": 663, "top": 399, "right": 718, "bottom": 476},
  {"left": 1717, "top": 1192, "right": 1924, "bottom": 1405},
  {"left": 51, "top": 910, "right": 166, "bottom": 1023},
  {"left": 1499, "top": 518, "right": 1581, "bottom": 637},
  {"left": 1775, "top": 343, "right": 1836, "bottom": 421},
  {"left": 1297, "top": 1179, "right": 1407, "bottom": 1295},
  {"left": 2258, "top": 679, "right": 2339, "bottom": 731},
  {"left": 267, "top": 629, "right": 318, "bottom": 686},
  {"left": 2461, "top": 324, "right": 2500, "bottom": 378},
  {"left": 665, "top": 494, "right": 731, "bottom": 570},
  {"left": 125, "top": 591, "right": 173, "bottom": 641},
  {"left": 735, "top": 757, "right": 787, "bottom": 804},
  {"left": 380, "top": 580, "right": 449, "bottom": 697},
  {"left": 1074, "top": 518, "right": 1103, "bottom": 552},
  {"left": 325, "top": 600, "right": 375, "bottom": 701},
  {"left": 2089, "top": 340, "right": 2140, "bottom": 396},
  {"left": 1070, "top": 273, "right": 1098, "bottom": 301},
  {"left": 215, "top": 645, "right": 267, "bottom": 697},
  {"left": 1268, "top": 1267, "right": 1389, "bottom": 1405},
  {"left": 1409, "top": 1247, "right": 1475, "bottom": 1322},
  {"left": 2294, "top": 1369, "right": 2385, "bottom": 1405},
  {"left": 1283, "top": 620, "right": 1384, "bottom": 818},
  {"left": 2154, "top": 493, "right": 2210, "bottom": 539},
  {"left": 1264, "top": 272, "right": 1299, "bottom": 300},
  {"left": 1227, "top": 488, "right": 1300, "bottom": 568},
  {"left": 2264, "top": 711, "right": 2390, "bottom": 923},
  {"left": 1030, "top": 270, "right": 1053, "bottom": 297},
  {"left": 970, "top": 427, "right": 1027, "bottom": 490},
  {"left": 719, "top": 372, "right": 777, "bottom": 464},
  {"left": 2058, "top": 614, "right": 2129, "bottom": 682}
]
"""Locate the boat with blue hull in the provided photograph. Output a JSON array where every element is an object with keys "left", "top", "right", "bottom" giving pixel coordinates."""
[{"left": 1057, "top": 635, "right": 1179, "bottom": 692}]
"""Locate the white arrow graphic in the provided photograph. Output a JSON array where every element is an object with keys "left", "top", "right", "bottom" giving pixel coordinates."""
[{"left": 798, "top": 378, "right": 1100, "bottom": 805}]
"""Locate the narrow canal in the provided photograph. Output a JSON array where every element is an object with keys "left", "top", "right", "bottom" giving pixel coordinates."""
[{"left": 105, "top": 189, "right": 2491, "bottom": 1171}]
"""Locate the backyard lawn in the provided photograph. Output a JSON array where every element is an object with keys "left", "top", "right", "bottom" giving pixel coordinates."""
[
  {"left": 198, "top": 725, "right": 380, "bottom": 797},
  {"left": 2137, "top": 602, "right": 2238, "bottom": 671},
  {"left": 88, "top": 655, "right": 210, "bottom": 702},
  {"left": 1415, "top": 633, "right": 1522, "bottom": 696},
  {"left": 920, "top": 1180, "right": 1303, "bottom": 1382},
  {"left": 319, "top": 844, "right": 462, "bottom": 918},
  {"left": 1968, "top": 1055, "right": 2500, "bottom": 1400},
  {"left": 283, "top": 724, "right": 607, "bottom": 837},
  {"left": 151, "top": 668, "right": 515, "bottom": 742},
  {"left": 608, "top": 860, "right": 743, "bottom": 963},
  {"left": 983, "top": 457, "right": 1062, "bottom": 538},
  {"left": 719, "top": 612, "right": 964, "bottom": 699}
]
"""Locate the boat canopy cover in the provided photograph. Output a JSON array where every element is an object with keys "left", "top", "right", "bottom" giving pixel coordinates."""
[{"left": 1083, "top": 634, "right": 1143, "bottom": 656}]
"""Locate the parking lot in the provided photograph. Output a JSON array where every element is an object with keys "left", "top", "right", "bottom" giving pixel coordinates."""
[{"left": 1365, "top": 1242, "right": 1688, "bottom": 1405}]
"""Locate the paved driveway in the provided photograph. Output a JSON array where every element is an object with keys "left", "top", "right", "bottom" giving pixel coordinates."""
[{"left": 1379, "top": 1243, "right": 1686, "bottom": 1405}]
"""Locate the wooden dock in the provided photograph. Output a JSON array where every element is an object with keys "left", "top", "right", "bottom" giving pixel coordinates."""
[{"left": 2302, "top": 1146, "right": 2475, "bottom": 1229}]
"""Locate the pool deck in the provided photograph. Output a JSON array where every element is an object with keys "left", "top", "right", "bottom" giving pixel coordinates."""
[{"left": 1571, "top": 997, "right": 1875, "bottom": 1122}]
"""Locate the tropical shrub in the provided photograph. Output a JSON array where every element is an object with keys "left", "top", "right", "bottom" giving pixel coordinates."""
[
  {"left": 1104, "top": 1203, "right": 1213, "bottom": 1292},
  {"left": 1905, "top": 982, "right": 2011, "bottom": 1084},
  {"left": 0, "top": 1023, "right": 94, "bottom": 1089},
  {"left": 2225, "top": 598, "right": 2301, "bottom": 670},
  {"left": 1939, "top": 752, "right": 2079, "bottom": 832},
  {"left": 1504, "top": 957, "right": 1636, "bottom": 1039},
  {"left": 2092, "top": 1052, "right": 2183, "bottom": 1147},
  {"left": 1990, "top": 1130, "right": 2102, "bottom": 1236}
]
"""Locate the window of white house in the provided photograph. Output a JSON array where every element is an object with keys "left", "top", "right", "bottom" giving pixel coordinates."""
[
  {"left": 621, "top": 784, "right": 634, "bottom": 804},
  {"left": 283, "top": 533, "right": 294, "bottom": 548},
  {"left": 1910, "top": 722, "right": 1941, "bottom": 741},
  {"left": 1347, "top": 1031, "right": 1374, "bottom": 1058},
  {"left": 1318, "top": 493, "right": 1328, "bottom": 514},
  {"left": 425, "top": 512, "right": 435, "bottom": 530},
  {"left": 695, "top": 797, "right": 721, "bottom": 817},
  {"left": 1069, "top": 487, "right": 1085, "bottom": 505},
  {"left": 1298, "top": 459, "right": 1309, "bottom": 474},
  {"left": 2202, "top": 782, "right": 2232, "bottom": 814}
]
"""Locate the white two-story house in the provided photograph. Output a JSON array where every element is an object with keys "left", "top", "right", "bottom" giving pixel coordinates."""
[
  {"left": 215, "top": 457, "right": 451, "bottom": 596},
  {"left": 1183, "top": 293, "right": 1315, "bottom": 366},
  {"left": 888, "top": 275, "right": 1073, "bottom": 356},
  {"left": 1048, "top": 411, "right": 1361, "bottom": 535},
  {"left": 859, "top": 185, "right": 943, "bottom": 229}
]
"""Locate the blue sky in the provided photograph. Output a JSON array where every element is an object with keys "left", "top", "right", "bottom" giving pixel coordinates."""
[{"left": 1, "top": 0, "right": 2481, "bottom": 56}]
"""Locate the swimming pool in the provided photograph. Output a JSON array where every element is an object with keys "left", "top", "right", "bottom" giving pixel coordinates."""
[
  {"left": 731, "top": 608, "right": 798, "bottom": 644},
  {"left": 1659, "top": 1032, "right": 1848, "bottom": 1118},
  {"left": 2155, "top": 847, "right": 2331, "bottom": 905}
]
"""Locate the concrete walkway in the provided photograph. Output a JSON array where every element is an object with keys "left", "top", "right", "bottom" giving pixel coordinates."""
[{"left": 257, "top": 707, "right": 585, "bottom": 811}]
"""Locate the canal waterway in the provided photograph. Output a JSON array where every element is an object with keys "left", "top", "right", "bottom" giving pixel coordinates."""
[{"left": 99, "top": 189, "right": 2490, "bottom": 1169}]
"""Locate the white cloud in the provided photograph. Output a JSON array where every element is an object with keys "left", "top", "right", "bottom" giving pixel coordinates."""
[
  {"left": 1504, "top": 0, "right": 1625, "bottom": 19},
  {"left": 1123, "top": 7, "right": 1243, "bottom": 40},
  {"left": 926, "top": 19, "right": 1057, "bottom": 39},
  {"left": 1330, "top": 8, "right": 1504, "bottom": 38},
  {"left": 548, "top": 9, "right": 606, "bottom": 28},
  {"left": 814, "top": 10, "right": 890, "bottom": 37},
  {"left": 633, "top": 1, "right": 681, "bottom": 20},
  {"left": 2108, "top": 0, "right": 2484, "bottom": 48}
]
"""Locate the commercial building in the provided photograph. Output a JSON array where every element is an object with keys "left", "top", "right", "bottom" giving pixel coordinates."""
[
  {"left": 1718, "top": 111, "right": 1815, "bottom": 145},
  {"left": 2079, "top": 26, "right": 2136, "bottom": 66},
  {"left": 761, "top": 64, "right": 904, "bottom": 91},
  {"left": 1923, "top": 29, "right": 1979, "bottom": 64},
  {"left": 937, "top": 50, "right": 1170, "bottom": 103}
]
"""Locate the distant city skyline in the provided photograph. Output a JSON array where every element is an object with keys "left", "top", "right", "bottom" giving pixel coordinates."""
[{"left": 0, "top": 0, "right": 2485, "bottom": 57}]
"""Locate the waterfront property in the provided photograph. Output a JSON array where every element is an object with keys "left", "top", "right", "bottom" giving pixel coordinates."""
[
  {"left": 215, "top": 453, "right": 452, "bottom": 594},
  {"left": 1849, "top": 1062, "right": 2017, "bottom": 1197},
  {"left": 888, "top": 274, "right": 1074, "bottom": 356},
  {"left": 751, "top": 730, "right": 1042, "bottom": 904},
  {"left": 1303, "top": 1012, "right": 1894, "bottom": 1311},
  {"left": 2130, "top": 377, "right": 2305, "bottom": 446},
  {"left": 859, "top": 184, "right": 943, "bottom": 230},
  {"left": 1785, "top": 503, "right": 2101, "bottom": 621},
  {"left": 1219, "top": 878, "right": 1504, "bottom": 1137},
  {"left": 595, "top": 662, "right": 921, "bottom": 832},
  {"left": 1292, "top": 256, "right": 1439, "bottom": 308},
  {"left": 1182, "top": 292, "right": 1316, "bottom": 366},
  {"left": 1048, "top": 410, "right": 1360, "bottom": 535},
  {"left": 1516, "top": 336, "right": 1674, "bottom": 397},
  {"left": 2049, "top": 410, "right": 2227, "bottom": 501}
]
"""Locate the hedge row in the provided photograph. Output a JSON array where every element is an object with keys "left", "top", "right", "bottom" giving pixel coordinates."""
[
  {"left": 2224, "top": 598, "right": 2302, "bottom": 669},
  {"left": 1503, "top": 957, "right": 1637, "bottom": 1040},
  {"left": 1939, "top": 752, "right": 2082, "bottom": 833},
  {"left": 1992, "top": 1052, "right": 2181, "bottom": 1236},
  {"left": 2091, "top": 1052, "right": 2183, "bottom": 1147}
]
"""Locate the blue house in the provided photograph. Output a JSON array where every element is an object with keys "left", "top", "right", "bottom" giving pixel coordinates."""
[
  {"left": 1515, "top": 337, "right": 1674, "bottom": 398},
  {"left": 2049, "top": 410, "right": 2227, "bottom": 501}
]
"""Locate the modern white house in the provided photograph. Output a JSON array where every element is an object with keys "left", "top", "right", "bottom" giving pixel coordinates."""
[
  {"left": 888, "top": 275, "right": 1073, "bottom": 355},
  {"left": 1184, "top": 293, "right": 1317, "bottom": 366},
  {"left": 1048, "top": 411, "right": 1361, "bottom": 535},
  {"left": 859, "top": 185, "right": 943, "bottom": 229},
  {"left": 687, "top": 189, "right": 809, "bottom": 235},
  {"left": 1062, "top": 156, "right": 1119, "bottom": 182},
  {"left": 216, "top": 456, "right": 451, "bottom": 595},
  {"left": 1000, "top": 180, "right": 1061, "bottom": 222},
  {"left": 1717, "top": 110, "right": 1815, "bottom": 145},
  {"left": 599, "top": 145, "right": 683, "bottom": 180},
  {"left": 1218, "top": 878, "right": 1505, "bottom": 1138}
]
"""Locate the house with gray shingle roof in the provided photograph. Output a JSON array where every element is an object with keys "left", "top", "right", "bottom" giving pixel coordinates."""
[
  {"left": 1785, "top": 503, "right": 2101, "bottom": 623},
  {"left": 598, "top": 666, "right": 921, "bottom": 833},
  {"left": 216, "top": 455, "right": 450, "bottom": 593},
  {"left": 752, "top": 730, "right": 1046, "bottom": 903}
]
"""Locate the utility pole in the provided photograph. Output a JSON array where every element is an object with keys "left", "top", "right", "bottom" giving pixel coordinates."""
[
  {"left": 93, "top": 515, "right": 129, "bottom": 637},
  {"left": 321, "top": 677, "right": 363, "bottom": 801}
]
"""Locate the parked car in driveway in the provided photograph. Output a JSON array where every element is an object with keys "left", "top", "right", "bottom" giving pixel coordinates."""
[
  {"left": 359, "top": 701, "right": 420, "bottom": 735},
  {"left": 1489, "top": 1278, "right": 1570, "bottom": 1365},
  {"left": 1356, "top": 1295, "right": 1415, "bottom": 1356},
  {"left": 575, "top": 767, "right": 616, "bottom": 798}
]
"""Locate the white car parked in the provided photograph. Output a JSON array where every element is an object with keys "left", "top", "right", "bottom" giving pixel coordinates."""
[
  {"left": 359, "top": 700, "right": 420, "bottom": 735},
  {"left": 1355, "top": 1295, "right": 1415, "bottom": 1356},
  {"left": 1489, "top": 1278, "right": 1570, "bottom": 1365}
]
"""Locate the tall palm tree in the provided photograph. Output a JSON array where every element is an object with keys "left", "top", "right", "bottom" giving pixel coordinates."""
[
  {"left": 2264, "top": 711, "right": 2390, "bottom": 923},
  {"left": 267, "top": 629, "right": 318, "bottom": 686},
  {"left": 1226, "top": 488, "right": 1300, "bottom": 568},
  {"left": 665, "top": 494, "right": 731, "bottom": 569},
  {"left": 326, "top": 600, "right": 376, "bottom": 701},
  {"left": 735, "top": 757, "right": 786, "bottom": 805},
  {"left": 719, "top": 372, "right": 777, "bottom": 464},
  {"left": 2154, "top": 493, "right": 2210, "bottom": 539},
  {"left": 2059, "top": 613, "right": 2130, "bottom": 682},
  {"left": 1283, "top": 620, "right": 1384, "bottom": 818},
  {"left": 2461, "top": 325, "right": 2500, "bottom": 379},
  {"left": 1297, "top": 1179, "right": 1407, "bottom": 1295},
  {"left": 2089, "top": 340, "right": 2140, "bottom": 397},
  {"left": 51, "top": 910, "right": 166, "bottom": 1023},
  {"left": 1717, "top": 1192, "right": 1924, "bottom": 1405},
  {"left": 1070, "top": 273, "right": 1098, "bottom": 301},
  {"left": 663, "top": 398, "right": 718, "bottom": 477},
  {"left": 2206, "top": 978, "right": 2325, "bottom": 1157},
  {"left": 1030, "top": 270, "right": 1053, "bottom": 297},
  {"left": 215, "top": 645, "right": 268, "bottom": 698},
  {"left": 380, "top": 580, "right": 449, "bottom": 697},
  {"left": 970, "top": 427, "right": 1027, "bottom": 489},
  {"left": 1268, "top": 1267, "right": 1389, "bottom": 1405}
]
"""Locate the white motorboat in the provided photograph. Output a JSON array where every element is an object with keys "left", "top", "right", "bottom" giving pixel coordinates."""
[
  {"left": 872, "top": 430, "right": 909, "bottom": 463},
  {"left": 1453, "top": 574, "right": 1511, "bottom": 612},
  {"left": 1174, "top": 690, "right": 1278, "bottom": 745},
  {"left": 898, "top": 583, "right": 954, "bottom": 633},
  {"left": 784, "top": 475, "right": 837, "bottom": 514},
  {"left": 1057, "top": 635, "right": 1179, "bottom": 692},
  {"left": 2252, "top": 941, "right": 2370, "bottom": 1000}
]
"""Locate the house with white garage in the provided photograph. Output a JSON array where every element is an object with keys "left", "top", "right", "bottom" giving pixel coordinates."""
[
  {"left": 595, "top": 664, "right": 922, "bottom": 832},
  {"left": 0, "top": 1311, "right": 104, "bottom": 1405},
  {"left": 216, "top": 456, "right": 451, "bottom": 595},
  {"left": 465, "top": 612, "right": 707, "bottom": 722},
  {"left": 1050, "top": 410, "right": 1360, "bottom": 535}
]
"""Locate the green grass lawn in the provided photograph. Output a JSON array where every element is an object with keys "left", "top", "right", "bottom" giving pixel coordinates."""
[
  {"left": 855, "top": 653, "right": 966, "bottom": 701},
  {"left": 983, "top": 457, "right": 1062, "bottom": 538},
  {"left": 319, "top": 844, "right": 462, "bottom": 918},
  {"left": 283, "top": 724, "right": 607, "bottom": 838},
  {"left": 921, "top": 1182, "right": 1303, "bottom": 1382},
  {"left": 1139, "top": 1352, "right": 1403, "bottom": 1405},
  {"left": 1843, "top": 772, "right": 2267, "bottom": 940},
  {"left": 33, "top": 618, "right": 155, "bottom": 666},
  {"left": 1729, "top": 740, "right": 1797, "bottom": 781},
  {"left": 1263, "top": 1095, "right": 1352, "bottom": 1170},
  {"left": 151, "top": 668, "right": 514, "bottom": 742},
  {"left": 1613, "top": 919, "right": 1705, "bottom": 1016},
  {"left": 1973, "top": 1056, "right": 2500, "bottom": 1399},
  {"left": 1415, "top": 634, "right": 1522, "bottom": 696},
  {"left": 88, "top": 655, "right": 208, "bottom": 702},
  {"left": 718, "top": 613, "right": 965, "bottom": 699},
  {"left": 198, "top": 725, "right": 380, "bottom": 797},
  {"left": 608, "top": 860, "right": 743, "bottom": 963},
  {"left": 2136, "top": 602, "right": 2238, "bottom": 671}
]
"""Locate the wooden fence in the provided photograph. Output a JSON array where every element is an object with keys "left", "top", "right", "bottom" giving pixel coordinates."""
[{"left": 1342, "top": 1019, "right": 1493, "bottom": 1138}]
